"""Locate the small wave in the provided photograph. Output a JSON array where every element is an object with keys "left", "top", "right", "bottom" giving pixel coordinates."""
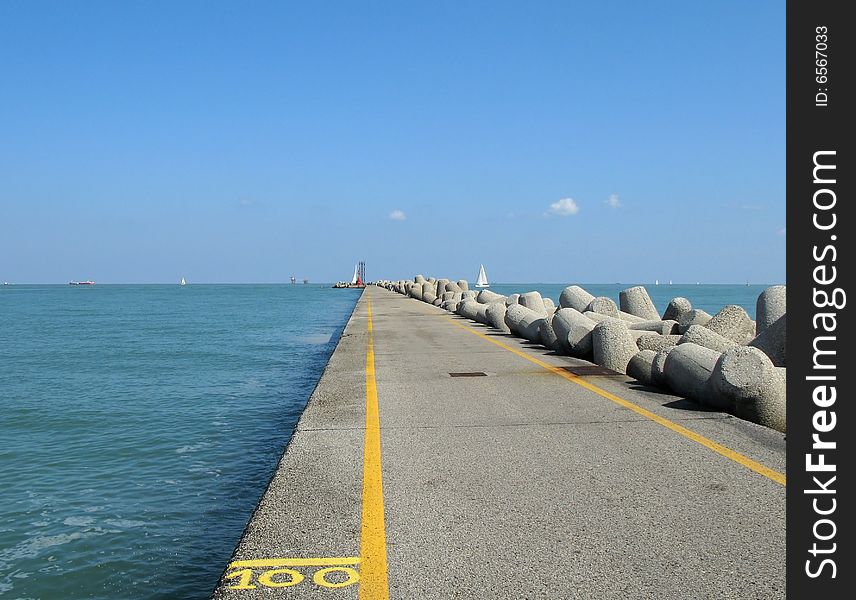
[
  {"left": 0, "top": 531, "right": 96, "bottom": 568},
  {"left": 103, "top": 519, "right": 146, "bottom": 529},
  {"left": 62, "top": 516, "right": 95, "bottom": 527},
  {"left": 175, "top": 444, "right": 202, "bottom": 454}
]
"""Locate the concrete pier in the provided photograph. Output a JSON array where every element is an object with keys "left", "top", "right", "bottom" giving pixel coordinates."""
[{"left": 213, "top": 287, "right": 785, "bottom": 599}]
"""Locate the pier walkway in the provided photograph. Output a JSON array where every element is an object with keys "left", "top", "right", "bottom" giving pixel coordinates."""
[{"left": 213, "top": 287, "right": 785, "bottom": 599}]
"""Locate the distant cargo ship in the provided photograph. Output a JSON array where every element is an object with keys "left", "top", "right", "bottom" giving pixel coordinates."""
[{"left": 69, "top": 281, "right": 96, "bottom": 285}]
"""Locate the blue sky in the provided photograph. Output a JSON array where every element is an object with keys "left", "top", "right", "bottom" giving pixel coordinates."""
[{"left": 0, "top": 1, "right": 784, "bottom": 284}]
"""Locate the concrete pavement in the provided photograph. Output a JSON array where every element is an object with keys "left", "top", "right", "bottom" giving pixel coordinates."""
[{"left": 213, "top": 286, "right": 785, "bottom": 599}]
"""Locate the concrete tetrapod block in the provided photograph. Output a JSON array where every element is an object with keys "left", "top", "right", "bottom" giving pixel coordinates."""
[
  {"left": 585, "top": 318, "right": 654, "bottom": 343},
  {"left": 619, "top": 286, "right": 661, "bottom": 321},
  {"left": 506, "top": 294, "right": 520, "bottom": 307},
  {"left": 485, "top": 302, "right": 511, "bottom": 333},
  {"left": 457, "top": 280, "right": 469, "bottom": 291},
  {"left": 710, "top": 346, "right": 786, "bottom": 432},
  {"left": 457, "top": 300, "right": 490, "bottom": 325},
  {"left": 583, "top": 311, "right": 617, "bottom": 324},
  {"left": 677, "top": 309, "right": 713, "bottom": 334},
  {"left": 629, "top": 329, "right": 660, "bottom": 343},
  {"left": 445, "top": 281, "right": 463, "bottom": 294},
  {"left": 504, "top": 304, "right": 546, "bottom": 343},
  {"left": 432, "top": 298, "right": 442, "bottom": 307},
  {"left": 637, "top": 334, "right": 681, "bottom": 353},
  {"left": 422, "top": 282, "right": 435, "bottom": 299},
  {"left": 543, "top": 298, "right": 557, "bottom": 314},
  {"left": 662, "top": 297, "right": 693, "bottom": 322},
  {"left": 749, "top": 314, "right": 786, "bottom": 366},
  {"left": 474, "top": 303, "right": 491, "bottom": 325},
  {"left": 627, "top": 349, "right": 658, "bottom": 386},
  {"left": 408, "top": 284, "right": 423, "bottom": 301},
  {"left": 441, "top": 291, "right": 457, "bottom": 302},
  {"left": 679, "top": 325, "right": 739, "bottom": 354},
  {"left": 630, "top": 320, "right": 680, "bottom": 335},
  {"left": 435, "top": 279, "right": 448, "bottom": 298},
  {"left": 618, "top": 311, "right": 646, "bottom": 324},
  {"left": 705, "top": 305, "right": 756, "bottom": 344},
  {"left": 551, "top": 308, "right": 597, "bottom": 358},
  {"left": 756, "top": 285, "right": 786, "bottom": 334},
  {"left": 538, "top": 319, "right": 562, "bottom": 351},
  {"left": 461, "top": 290, "right": 478, "bottom": 300},
  {"left": 441, "top": 300, "right": 459, "bottom": 312},
  {"left": 415, "top": 274, "right": 426, "bottom": 284},
  {"left": 586, "top": 296, "right": 621, "bottom": 318},
  {"left": 651, "top": 348, "right": 673, "bottom": 388},
  {"left": 662, "top": 342, "right": 722, "bottom": 404},
  {"left": 592, "top": 319, "right": 637, "bottom": 374},
  {"left": 476, "top": 289, "right": 506, "bottom": 304},
  {"left": 422, "top": 292, "right": 437, "bottom": 305},
  {"left": 519, "top": 291, "right": 547, "bottom": 316},
  {"left": 586, "top": 307, "right": 645, "bottom": 323},
  {"left": 559, "top": 285, "right": 595, "bottom": 312},
  {"left": 457, "top": 300, "right": 481, "bottom": 321}
]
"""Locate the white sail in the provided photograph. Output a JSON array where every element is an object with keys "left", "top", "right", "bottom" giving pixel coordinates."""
[
  {"left": 180, "top": 277, "right": 186, "bottom": 286},
  {"left": 350, "top": 264, "right": 359, "bottom": 285},
  {"left": 475, "top": 264, "right": 489, "bottom": 288}
]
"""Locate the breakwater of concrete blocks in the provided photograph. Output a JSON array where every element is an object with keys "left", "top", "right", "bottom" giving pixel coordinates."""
[{"left": 375, "top": 277, "right": 787, "bottom": 433}]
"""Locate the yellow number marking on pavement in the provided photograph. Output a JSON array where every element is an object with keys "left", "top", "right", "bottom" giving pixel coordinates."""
[
  {"left": 224, "top": 557, "right": 361, "bottom": 590},
  {"left": 448, "top": 318, "right": 786, "bottom": 486}
]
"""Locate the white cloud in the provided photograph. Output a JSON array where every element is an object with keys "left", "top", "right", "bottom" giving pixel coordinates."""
[
  {"left": 547, "top": 198, "right": 580, "bottom": 217},
  {"left": 605, "top": 194, "right": 621, "bottom": 209},
  {"left": 388, "top": 209, "right": 406, "bottom": 221}
]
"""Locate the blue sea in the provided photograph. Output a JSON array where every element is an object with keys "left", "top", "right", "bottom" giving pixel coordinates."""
[
  {"left": 0, "top": 285, "right": 360, "bottom": 599},
  {"left": 0, "top": 282, "right": 767, "bottom": 599}
]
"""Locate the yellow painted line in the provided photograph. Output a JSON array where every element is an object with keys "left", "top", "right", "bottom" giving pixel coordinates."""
[
  {"left": 228, "top": 557, "right": 360, "bottom": 569},
  {"left": 360, "top": 292, "right": 390, "bottom": 599},
  {"left": 448, "top": 318, "right": 786, "bottom": 486}
]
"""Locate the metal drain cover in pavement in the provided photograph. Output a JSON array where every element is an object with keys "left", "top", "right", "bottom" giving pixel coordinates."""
[
  {"left": 561, "top": 365, "right": 622, "bottom": 376},
  {"left": 449, "top": 372, "right": 488, "bottom": 377}
]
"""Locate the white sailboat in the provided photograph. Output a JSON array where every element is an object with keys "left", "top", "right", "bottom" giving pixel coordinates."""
[
  {"left": 475, "top": 264, "right": 489, "bottom": 288},
  {"left": 180, "top": 277, "right": 186, "bottom": 286},
  {"left": 350, "top": 264, "right": 359, "bottom": 285},
  {"left": 655, "top": 279, "right": 659, "bottom": 286}
]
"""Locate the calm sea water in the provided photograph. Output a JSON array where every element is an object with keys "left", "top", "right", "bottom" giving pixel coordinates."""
[
  {"left": 0, "top": 281, "right": 767, "bottom": 598},
  {"left": 487, "top": 283, "right": 771, "bottom": 319},
  {"left": 0, "top": 285, "right": 360, "bottom": 599}
]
